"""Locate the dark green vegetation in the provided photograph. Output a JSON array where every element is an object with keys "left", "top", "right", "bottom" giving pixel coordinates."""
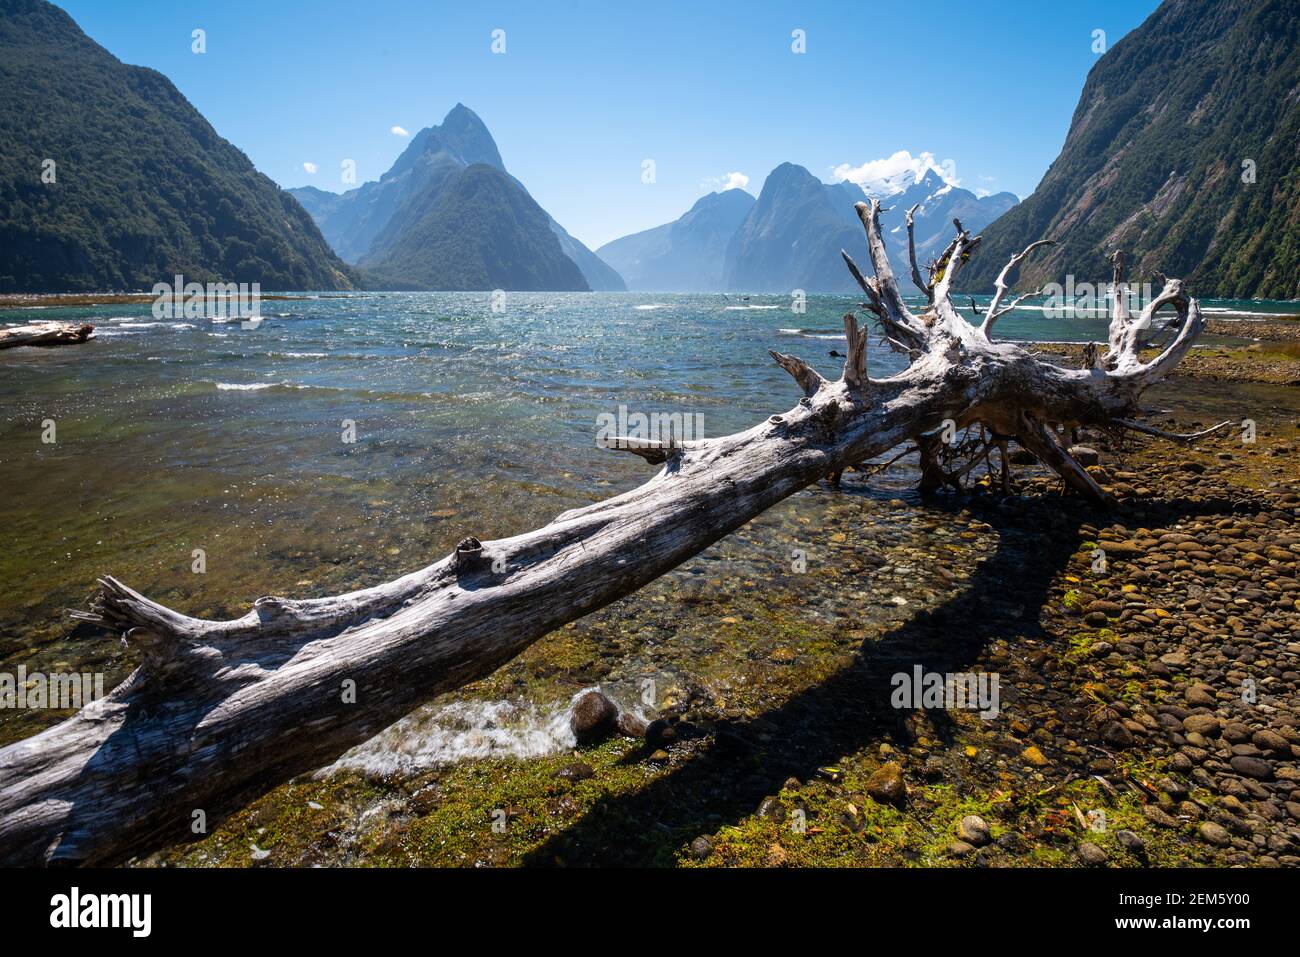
[
  {"left": 961, "top": 0, "right": 1300, "bottom": 300},
  {"left": 358, "top": 164, "right": 589, "bottom": 292},
  {"left": 0, "top": 0, "right": 355, "bottom": 292},
  {"left": 289, "top": 104, "right": 621, "bottom": 292}
]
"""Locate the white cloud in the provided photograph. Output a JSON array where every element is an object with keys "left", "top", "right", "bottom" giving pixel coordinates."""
[
  {"left": 391, "top": 126, "right": 410, "bottom": 137},
  {"left": 701, "top": 170, "right": 750, "bottom": 192},
  {"left": 302, "top": 161, "right": 318, "bottom": 174},
  {"left": 721, "top": 171, "right": 749, "bottom": 191},
  {"left": 829, "top": 150, "right": 959, "bottom": 197}
]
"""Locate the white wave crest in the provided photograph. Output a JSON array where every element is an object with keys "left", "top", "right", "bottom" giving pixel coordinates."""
[{"left": 324, "top": 693, "right": 589, "bottom": 777}]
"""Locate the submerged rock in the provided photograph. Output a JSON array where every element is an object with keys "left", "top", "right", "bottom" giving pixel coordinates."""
[
  {"left": 569, "top": 689, "right": 618, "bottom": 745},
  {"left": 644, "top": 718, "right": 677, "bottom": 750}
]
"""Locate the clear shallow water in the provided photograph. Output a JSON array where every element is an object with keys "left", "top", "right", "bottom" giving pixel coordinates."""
[{"left": 1, "top": 291, "right": 1297, "bottom": 748}]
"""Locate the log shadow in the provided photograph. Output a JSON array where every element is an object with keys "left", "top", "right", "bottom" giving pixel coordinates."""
[{"left": 521, "top": 491, "right": 1246, "bottom": 867}]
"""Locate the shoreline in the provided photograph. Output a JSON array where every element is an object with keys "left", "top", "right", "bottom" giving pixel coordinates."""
[
  {"left": 1039, "top": 341, "right": 1300, "bottom": 386},
  {"left": 0, "top": 292, "right": 345, "bottom": 309}
]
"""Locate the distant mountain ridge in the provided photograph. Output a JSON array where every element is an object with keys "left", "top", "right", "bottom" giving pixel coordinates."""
[
  {"left": 596, "top": 189, "right": 755, "bottom": 291},
  {"left": 596, "top": 160, "right": 1016, "bottom": 294},
  {"left": 290, "top": 105, "right": 623, "bottom": 292},
  {"left": 0, "top": 0, "right": 354, "bottom": 293},
  {"left": 958, "top": 0, "right": 1300, "bottom": 299},
  {"left": 721, "top": 164, "right": 1016, "bottom": 293},
  {"left": 723, "top": 163, "right": 869, "bottom": 294}
]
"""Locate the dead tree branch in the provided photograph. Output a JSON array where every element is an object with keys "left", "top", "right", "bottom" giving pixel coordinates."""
[{"left": 0, "top": 201, "right": 1206, "bottom": 866}]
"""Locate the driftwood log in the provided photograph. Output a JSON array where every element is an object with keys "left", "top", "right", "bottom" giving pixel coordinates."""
[
  {"left": 0, "top": 321, "right": 95, "bottom": 349},
  {"left": 0, "top": 204, "right": 1209, "bottom": 865}
]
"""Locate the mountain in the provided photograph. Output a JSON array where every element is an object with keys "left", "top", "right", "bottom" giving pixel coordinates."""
[
  {"left": 722, "top": 163, "right": 869, "bottom": 293},
  {"left": 0, "top": 0, "right": 354, "bottom": 292},
  {"left": 874, "top": 171, "right": 1020, "bottom": 280},
  {"left": 289, "top": 104, "right": 622, "bottom": 291},
  {"left": 358, "top": 164, "right": 587, "bottom": 291},
  {"left": 957, "top": 0, "right": 1300, "bottom": 300},
  {"left": 596, "top": 189, "right": 755, "bottom": 291},
  {"left": 291, "top": 104, "right": 501, "bottom": 265},
  {"left": 719, "top": 164, "right": 1017, "bottom": 293}
]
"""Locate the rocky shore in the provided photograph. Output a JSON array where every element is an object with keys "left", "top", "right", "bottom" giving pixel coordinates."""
[
  {"left": 1204, "top": 318, "right": 1300, "bottom": 342},
  {"left": 1039, "top": 341, "right": 1300, "bottom": 386}
]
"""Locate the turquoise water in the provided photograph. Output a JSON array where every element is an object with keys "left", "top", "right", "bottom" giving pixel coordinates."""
[{"left": 1, "top": 291, "right": 1296, "bottom": 744}]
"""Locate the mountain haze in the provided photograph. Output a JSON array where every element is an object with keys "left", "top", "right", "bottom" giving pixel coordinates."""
[{"left": 596, "top": 189, "right": 755, "bottom": 291}]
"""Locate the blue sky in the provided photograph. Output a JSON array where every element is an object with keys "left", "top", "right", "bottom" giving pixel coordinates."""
[{"left": 59, "top": 0, "right": 1160, "bottom": 249}]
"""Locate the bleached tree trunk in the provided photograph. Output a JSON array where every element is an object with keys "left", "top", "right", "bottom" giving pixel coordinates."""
[
  {"left": 0, "top": 321, "right": 94, "bottom": 349},
  {"left": 0, "top": 203, "right": 1206, "bottom": 866}
]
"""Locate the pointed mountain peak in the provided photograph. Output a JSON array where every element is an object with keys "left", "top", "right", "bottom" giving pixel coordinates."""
[
  {"left": 385, "top": 104, "right": 504, "bottom": 181},
  {"left": 768, "top": 161, "right": 814, "bottom": 181},
  {"left": 441, "top": 102, "right": 485, "bottom": 132},
  {"left": 757, "top": 163, "right": 826, "bottom": 201}
]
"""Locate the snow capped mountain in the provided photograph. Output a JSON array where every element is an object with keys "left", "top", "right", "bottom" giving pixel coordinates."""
[{"left": 829, "top": 150, "right": 958, "bottom": 199}]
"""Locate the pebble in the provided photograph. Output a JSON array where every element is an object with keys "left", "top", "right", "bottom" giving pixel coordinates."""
[
  {"left": 1229, "top": 755, "right": 1272, "bottom": 780},
  {"left": 556, "top": 761, "right": 594, "bottom": 783},
  {"left": 1116, "top": 830, "right": 1144, "bottom": 852},
  {"left": 756, "top": 795, "right": 783, "bottom": 822},
  {"left": 1022, "top": 745, "right": 1049, "bottom": 765},
  {"left": 1143, "top": 805, "right": 1179, "bottom": 828},
  {"left": 1252, "top": 729, "right": 1289, "bottom": 754},
  {"left": 1183, "top": 714, "right": 1221, "bottom": 737},
  {"left": 1199, "top": 822, "right": 1231, "bottom": 847},
  {"left": 958, "top": 814, "right": 991, "bottom": 846},
  {"left": 1077, "top": 842, "right": 1108, "bottom": 865},
  {"left": 865, "top": 762, "right": 908, "bottom": 807},
  {"left": 644, "top": 718, "right": 677, "bottom": 750}
]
